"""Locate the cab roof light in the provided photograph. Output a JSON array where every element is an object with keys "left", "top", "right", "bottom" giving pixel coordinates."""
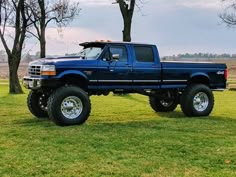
[{"left": 95, "top": 40, "right": 112, "bottom": 42}]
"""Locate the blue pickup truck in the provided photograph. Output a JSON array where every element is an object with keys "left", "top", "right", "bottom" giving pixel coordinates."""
[{"left": 23, "top": 41, "right": 227, "bottom": 126}]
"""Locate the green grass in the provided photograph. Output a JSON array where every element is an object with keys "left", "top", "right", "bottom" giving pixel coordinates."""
[
  {"left": 0, "top": 79, "right": 8, "bottom": 85},
  {"left": 0, "top": 83, "right": 236, "bottom": 177}
]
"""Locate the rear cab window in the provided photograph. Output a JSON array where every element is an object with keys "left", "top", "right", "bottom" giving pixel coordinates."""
[{"left": 134, "top": 45, "right": 155, "bottom": 63}]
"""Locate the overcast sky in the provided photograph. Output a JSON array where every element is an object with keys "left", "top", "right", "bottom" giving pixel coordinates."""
[{"left": 1, "top": 0, "right": 236, "bottom": 56}]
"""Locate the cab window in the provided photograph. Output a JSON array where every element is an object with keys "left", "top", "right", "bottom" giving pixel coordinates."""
[
  {"left": 134, "top": 46, "right": 154, "bottom": 62},
  {"left": 103, "top": 46, "right": 128, "bottom": 62}
]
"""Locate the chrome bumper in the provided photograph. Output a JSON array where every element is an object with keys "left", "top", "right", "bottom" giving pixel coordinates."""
[{"left": 23, "top": 77, "right": 42, "bottom": 89}]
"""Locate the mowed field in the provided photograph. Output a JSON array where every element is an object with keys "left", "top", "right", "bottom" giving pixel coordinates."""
[
  {"left": 0, "top": 83, "right": 236, "bottom": 176},
  {"left": 0, "top": 59, "right": 236, "bottom": 176}
]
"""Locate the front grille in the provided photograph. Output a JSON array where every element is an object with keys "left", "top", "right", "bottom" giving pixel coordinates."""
[{"left": 28, "top": 65, "right": 42, "bottom": 76}]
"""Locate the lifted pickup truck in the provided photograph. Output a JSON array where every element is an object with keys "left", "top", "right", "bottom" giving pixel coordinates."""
[{"left": 23, "top": 41, "right": 227, "bottom": 126}]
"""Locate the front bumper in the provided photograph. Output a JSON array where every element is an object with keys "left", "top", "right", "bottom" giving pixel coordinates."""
[
  {"left": 23, "top": 77, "right": 42, "bottom": 89},
  {"left": 23, "top": 76, "right": 61, "bottom": 90}
]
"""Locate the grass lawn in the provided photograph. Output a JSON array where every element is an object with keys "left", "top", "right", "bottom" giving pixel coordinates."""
[{"left": 0, "top": 82, "right": 236, "bottom": 177}]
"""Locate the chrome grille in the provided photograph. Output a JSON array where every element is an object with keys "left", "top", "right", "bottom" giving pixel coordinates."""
[{"left": 28, "top": 65, "right": 42, "bottom": 76}]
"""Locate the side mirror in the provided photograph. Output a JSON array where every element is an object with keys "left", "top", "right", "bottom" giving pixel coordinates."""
[{"left": 112, "top": 54, "right": 120, "bottom": 61}]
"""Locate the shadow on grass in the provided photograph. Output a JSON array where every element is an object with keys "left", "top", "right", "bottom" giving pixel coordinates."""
[
  {"left": 117, "top": 94, "right": 147, "bottom": 104},
  {"left": 11, "top": 112, "right": 236, "bottom": 129},
  {"left": 12, "top": 117, "right": 54, "bottom": 127},
  {"left": 91, "top": 111, "right": 236, "bottom": 126},
  {"left": 157, "top": 111, "right": 236, "bottom": 122},
  {"left": 157, "top": 111, "right": 186, "bottom": 119}
]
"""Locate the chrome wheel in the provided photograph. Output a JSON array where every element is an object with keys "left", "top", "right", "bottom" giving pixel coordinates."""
[
  {"left": 61, "top": 96, "right": 83, "bottom": 119},
  {"left": 193, "top": 92, "right": 209, "bottom": 112},
  {"left": 39, "top": 94, "right": 48, "bottom": 111}
]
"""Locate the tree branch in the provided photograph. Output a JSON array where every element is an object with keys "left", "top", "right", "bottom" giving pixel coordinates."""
[
  {"left": 116, "top": 0, "right": 128, "bottom": 19},
  {"left": 128, "top": 0, "right": 135, "bottom": 20},
  {"left": 0, "top": 29, "right": 11, "bottom": 55},
  {"left": 26, "top": 29, "right": 40, "bottom": 40},
  {"left": 220, "top": 0, "right": 236, "bottom": 27}
]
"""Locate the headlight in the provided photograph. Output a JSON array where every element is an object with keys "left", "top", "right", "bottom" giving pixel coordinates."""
[{"left": 41, "top": 65, "right": 56, "bottom": 76}]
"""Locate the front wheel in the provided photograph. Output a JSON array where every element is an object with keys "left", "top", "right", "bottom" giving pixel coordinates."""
[
  {"left": 180, "top": 84, "right": 214, "bottom": 117},
  {"left": 47, "top": 86, "right": 91, "bottom": 126},
  {"left": 27, "top": 91, "right": 48, "bottom": 118}
]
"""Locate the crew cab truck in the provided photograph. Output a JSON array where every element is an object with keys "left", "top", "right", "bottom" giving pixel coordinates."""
[{"left": 23, "top": 41, "right": 227, "bottom": 126}]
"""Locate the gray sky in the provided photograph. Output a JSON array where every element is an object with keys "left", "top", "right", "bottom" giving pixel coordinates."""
[{"left": 1, "top": 0, "right": 236, "bottom": 56}]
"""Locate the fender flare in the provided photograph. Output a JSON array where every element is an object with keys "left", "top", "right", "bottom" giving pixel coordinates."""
[
  {"left": 189, "top": 72, "right": 210, "bottom": 85},
  {"left": 55, "top": 70, "right": 88, "bottom": 80},
  {"left": 190, "top": 72, "right": 209, "bottom": 80}
]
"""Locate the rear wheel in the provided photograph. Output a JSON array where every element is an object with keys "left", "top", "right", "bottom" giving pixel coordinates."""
[
  {"left": 149, "top": 90, "right": 178, "bottom": 112},
  {"left": 27, "top": 91, "right": 48, "bottom": 118},
  {"left": 47, "top": 86, "right": 91, "bottom": 126},
  {"left": 149, "top": 97, "right": 178, "bottom": 112},
  {"left": 180, "top": 84, "right": 214, "bottom": 117}
]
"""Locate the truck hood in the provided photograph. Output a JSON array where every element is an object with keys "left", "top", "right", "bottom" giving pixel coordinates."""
[{"left": 29, "top": 56, "right": 91, "bottom": 66}]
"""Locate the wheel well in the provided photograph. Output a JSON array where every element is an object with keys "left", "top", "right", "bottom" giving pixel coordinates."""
[
  {"left": 60, "top": 74, "right": 88, "bottom": 90},
  {"left": 189, "top": 76, "right": 210, "bottom": 86}
]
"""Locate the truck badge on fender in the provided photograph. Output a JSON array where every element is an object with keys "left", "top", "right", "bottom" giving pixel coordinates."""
[{"left": 217, "top": 71, "right": 224, "bottom": 75}]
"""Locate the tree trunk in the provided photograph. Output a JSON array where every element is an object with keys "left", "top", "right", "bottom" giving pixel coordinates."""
[
  {"left": 39, "top": 0, "right": 46, "bottom": 58},
  {"left": 8, "top": 54, "right": 23, "bottom": 94},
  {"left": 40, "top": 26, "right": 46, "bottom": 58},
  {"left": 117, "top": 0, "right": 135, "bottom": 42},
  {"left": 0, "top": 0, "right": 27, "bottom": 94},
  {"left": 123, "top": 18, "right": 132, "bottom": 42}
]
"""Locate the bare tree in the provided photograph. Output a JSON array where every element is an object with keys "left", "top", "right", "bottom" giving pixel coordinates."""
[
  {"left": 115, "top": 0, "right": 146, "bottom": 42},
  {"left": 220, "top": 0, "right": 236, "bottom": 26},
  {"left": 25, "top": 0, "right": 80, "bottom": 58},
  {"left": 0, "top": 0, "right": 30, "bottom": 94},
  {"left": 115, "top": 0, "right": 135, "bottom": 42}
]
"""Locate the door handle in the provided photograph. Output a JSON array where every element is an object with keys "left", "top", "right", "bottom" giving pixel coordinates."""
[{"left": 126, "top": 65, "right": 133, "bottom": 72}]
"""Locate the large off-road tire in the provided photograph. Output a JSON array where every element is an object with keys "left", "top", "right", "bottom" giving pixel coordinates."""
[
  {"left": 47, "top": 86, "right": 91, "bottom": 126},
  {"left": 149, "top": 97, "right": 178, "bottom": 112},
  {"left": 180, "top": 84, "right": 214, "bottom": 117},
  {"left": 27, "top": 91, "right": 48, "bottom": 118}
]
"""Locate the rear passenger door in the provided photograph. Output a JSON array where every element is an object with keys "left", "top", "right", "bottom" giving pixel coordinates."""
[{"left": 132, "top": 45, "right": 162, "bottom": 89}]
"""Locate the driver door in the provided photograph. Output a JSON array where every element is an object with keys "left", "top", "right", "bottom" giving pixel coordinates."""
[{"left": 96, "top": 45, "right": 133, "bottom": 89}]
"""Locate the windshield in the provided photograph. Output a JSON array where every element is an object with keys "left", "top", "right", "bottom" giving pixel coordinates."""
[{"left": 79, "top": 47, "right": 103, "bottom": 60}]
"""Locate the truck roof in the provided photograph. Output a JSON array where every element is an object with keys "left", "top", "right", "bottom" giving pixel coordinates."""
[{"left": 80, "top": 41, "right": 154, "bottom": 47}]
